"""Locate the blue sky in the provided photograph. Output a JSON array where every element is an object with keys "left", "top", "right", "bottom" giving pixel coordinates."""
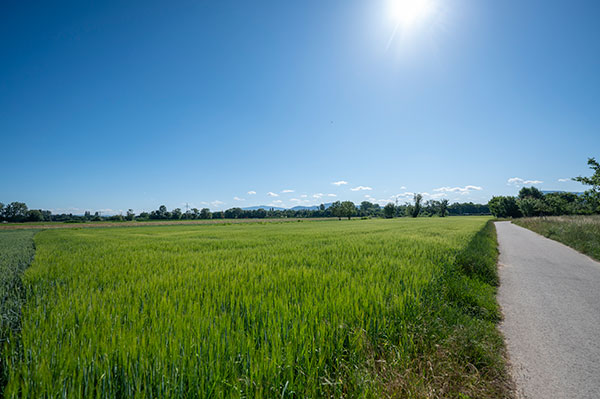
[{"left": 1, "top": 0, "right": 599, "bottom": 213}]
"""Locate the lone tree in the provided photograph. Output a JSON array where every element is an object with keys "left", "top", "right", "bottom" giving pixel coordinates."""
[
  {"left": 340, "top": 201, "right": 356, "bottom": 220},
  {"left": 412, "top": 194, "right": 423, "bottom": 218},
  {"left": 384, "top": 203, "right": 395, "bottom": 218},
  {"left": 126, "top": 209, "right": 135, "bottom": 221},
  {"left": 574, "top": 157, "right": 600, "bottom": 212},
  {"left": 439, "top": 199, "right": 449, "bottom": 217}
]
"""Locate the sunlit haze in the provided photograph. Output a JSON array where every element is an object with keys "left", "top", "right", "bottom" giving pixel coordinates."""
[{"left": 389, "top": 0, "right": 435, "bottom": 30}]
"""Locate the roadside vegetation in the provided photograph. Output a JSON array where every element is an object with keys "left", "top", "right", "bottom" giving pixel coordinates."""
[
  {"left": 488, "top": 157, "right": 600, "bottom": 218},
  {"left": 0, "top": 230, "right": 37, "bottom": 396},
  {"left": 2, "top": 218, "right": 512, "bottom": 398},
  {"left": 514, "top": 216, "right": 600, "bottom": 261}
]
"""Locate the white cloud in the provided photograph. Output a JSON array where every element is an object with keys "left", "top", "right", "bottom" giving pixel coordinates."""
[
  {"left": 326, "top": 193, "right": 337, "bottom": 197},
  {"left": 507, "top": 177, "right": 543, "bottom": 186},
  {"left": 400, "top": 186, "right": 407, "bottom": 189},
  {"left": 300, "top": 194, "right": 308, "bottom": 198},
  {"left": 313, "top": 193, "right": 324, "bottom": 199},
  {"left": 332, "top": 180, "right": 348, "bottom": 186},
  {"left": 281, "top": 189, "right": 294, "bottom": 193},
  {"left": 211, "top": 200, "right": 224, "bottom": 207},
  {"left": 272, "top": 200, "right": 283, "bottom": 204},
  {"left": 433, "top": 185, "right": 483, "bottom": 194},
  {"left": 247, "top": 190, "right": 257, "bottom": 195},
  {"left": 234, "top": 197, "right": 245, "bottom": 201},
  {"left": 291, "top": 198, "right": 312, "bottom": 205},
  {"left": 558, "top": 178, "right": 570, "bottom": 182},
  {"left": 426, "top": 193, "right": 446, "bottom": 199},
  {"left": 267, "top": 192, "right": 279, "bottom": 197},
  {"left": 350, "top": 186, "right": 373, "bottom": 191}
]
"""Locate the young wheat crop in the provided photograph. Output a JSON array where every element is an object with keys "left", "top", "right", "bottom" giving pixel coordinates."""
[{"left": 2, "top": 217, "right": 508, "bottom": 398}]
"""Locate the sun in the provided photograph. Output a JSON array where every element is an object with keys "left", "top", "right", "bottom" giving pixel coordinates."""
[{"left": 389, "top": 0, "right": 435, "bottom": 30}]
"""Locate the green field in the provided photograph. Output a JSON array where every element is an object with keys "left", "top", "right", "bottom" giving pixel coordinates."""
[
  {"left": 2, "top": 218, "right": 510, "bottom": 398},
  {"left": 0, "top": 230, "right": 36, "bottom": 339}
]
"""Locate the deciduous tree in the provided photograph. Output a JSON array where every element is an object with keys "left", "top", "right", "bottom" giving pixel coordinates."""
[
  {"left": 340, "top": 201, "right": 356, "bottom": 220},
  {"left": 412, "top": 194, "right": 423, "bottom": 218},
  {"left": 384, "top": 203, "right": 395, "bottom": 218},
  {"left": 574, "top": 157, "right": 600, "bottom": 212},
  {"left": 440, "top": 199, "right": 449, "bottom": 217}
]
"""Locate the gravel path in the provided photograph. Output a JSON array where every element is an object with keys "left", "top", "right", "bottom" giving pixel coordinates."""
[{"left": 495, "top": 221, "right": 600, "bottom": 399}]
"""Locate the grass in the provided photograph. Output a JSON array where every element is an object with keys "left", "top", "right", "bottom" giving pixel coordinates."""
[
  {"left": 0, "top": 218, "right": 335, "bottom": 230},
  {"left": 0, "top": 230, "right": 37, "bottom": 397},
  {"left": 514, "top": 215, "right": 600, "bottom": 261},
  {"left": 2, "top": 217, "right": 512, "bottom": 398}
]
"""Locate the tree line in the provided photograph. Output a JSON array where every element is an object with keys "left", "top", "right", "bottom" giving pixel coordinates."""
[
  {"left": 0, "top": 198, "right": 490, "bottom": 223},
  {"left": 488, "top": 157, "right": 600, "bottom": 218}
]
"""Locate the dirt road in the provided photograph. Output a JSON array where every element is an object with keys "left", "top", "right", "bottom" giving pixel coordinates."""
[{"left": 495, "top": 221, "right": 600, "bottom": 398}]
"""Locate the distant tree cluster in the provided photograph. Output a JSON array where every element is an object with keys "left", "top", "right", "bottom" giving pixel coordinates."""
[
  {"left": 0, "top": 198, "right": 491, "bottom": 224},
  {"left": 378, "top": 195, "right": 487, "bottom": 219},
  {"left": 488, "top": 157, "right": 600, "bottom": 218},
  {"left": 0, "top": 202, "right": 51, "bottom": 223}
]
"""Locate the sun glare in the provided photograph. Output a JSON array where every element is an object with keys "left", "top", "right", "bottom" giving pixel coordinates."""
[{"left": 389, "top": 0, "right": 435, "bottom": 30}]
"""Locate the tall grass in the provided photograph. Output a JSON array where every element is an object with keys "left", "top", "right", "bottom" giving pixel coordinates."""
[
  {"left": 0, "top": 230, "right": 37, "bottom": 396},
  {"left": 514, "top": 215, "right": 600, "bottom": 261},
  {"left": 3, "top": 217, "right": 510, "bottom": 398}
]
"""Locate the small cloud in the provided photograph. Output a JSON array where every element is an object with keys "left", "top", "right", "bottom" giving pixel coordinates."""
[
  {"left": 426, "top": 193, "right": 446, "bottom": 199},
  {"left": 247, "top": 190, "right": 257, "bottom": 195},
  {"left": 211, "top": 200, "right": 224, "bottom": 207},
  {"left": 350, "top": 186, "right": 373, "bottom": 191},
  {"left": 272, "top": 200, "right": 283, "bottom": 204},
  {"left": 267, "top": 192, "right": 279, "bottom": 197},
  {"left": 300, "top": 194, "right": 308, "bottom": 198},
  {"left": 290, "top": 198, "right": 302, "bottom": 203},
  {"left": 558, "top": 178, "right": 570, "bottom": 182},
  {"left": 400, "top": 186, "right": 407, "bottom": 189},
  {"left": 433, "top": 185, "right": 483, "bottom": 194},
  {"left": 313, "top": 193, "right": 324, "bottom": 199},
  {"left": 394, "top": 192, "right": 415, "bottom": 199},
  {"left": 507, "top": 177, "right": 543, "bottom": 186},
  {"left": 332, "top": 180, "right": 348, "bottom": 186},
  {"left": 281, "top": 189, "right": 294, "bottom": 193},
  {"left": 326, "top": 193, "right": 337, "bottom": 197},
  {"left": 234, "top": 197, "right": 245, "bottom": 201}
]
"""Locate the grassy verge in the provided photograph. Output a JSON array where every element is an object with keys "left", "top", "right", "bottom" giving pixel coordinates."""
[
  {"left": 0, "top": 230, "right": 37, "bottom": 396},
  {"left": 514, "top": 215, "right": 600, "bottom": 261},
  {"left": 385, "top": 220, "right": 513, "bottom": 398}
]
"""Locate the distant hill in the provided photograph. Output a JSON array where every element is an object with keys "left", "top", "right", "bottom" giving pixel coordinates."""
[
  {"left": 243, "top": 203, "right": 334, "bottom": 211},
  {"left": 541, "top": 190, "right": 584, "bottom": 196},
  {"left": 290, "top": 203, "right": 334, "bottom": 211},
  {"left": 241, "top": 205, "right": 286, "bottom": 211}
]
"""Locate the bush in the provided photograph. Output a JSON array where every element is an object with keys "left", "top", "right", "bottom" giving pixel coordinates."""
[{"left": 488, "top": 196, "right": 522, "bottom": 218}]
